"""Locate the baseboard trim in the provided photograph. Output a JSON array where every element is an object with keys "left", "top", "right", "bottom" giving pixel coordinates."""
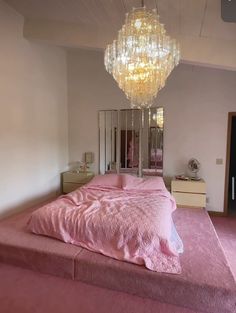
[{"left": 208, "top": 211, "right": 227, "bottom": 217}]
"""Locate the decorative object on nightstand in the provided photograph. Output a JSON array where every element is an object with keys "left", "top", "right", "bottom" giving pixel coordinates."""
[
  {"left": 80, "top": 152, "right": 94, "bottom": 173},
  {"left": 175, "top": 175, "right": 190, "bottom": 181},
  {"left": 188, "top": 158, "right": 201, "bottom": 180},
  {"left": 76, "top": 152, "right": 94, "bottom": 173},
  {"left": 79, "top": 162, "right": 90, "bottom": 173},
  {"left": 62, "top": 171, "right": 94, "bottom": 194},
  {"left": 171, "top": 179, "right": 206, "bottom": 208},
  {"left": 85, "top": 152, "right": 93, "bottom": 164}
]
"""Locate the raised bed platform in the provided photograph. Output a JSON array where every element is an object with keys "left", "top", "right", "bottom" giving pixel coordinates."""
[{"left": 0, "top": 205, "right": 235, "bottom": 313}]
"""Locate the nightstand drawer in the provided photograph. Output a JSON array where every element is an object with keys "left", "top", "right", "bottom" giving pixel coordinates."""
[
  {"left": 63, "top": 182, "right": 84, "bottom": 193},
  {"left": 62, "top": 171, "right": 94, "bottom": 194},
  {"left": 63, "top": 172, "right": 93, "bottom": 183},
  {"left": 171, "top": 180, "right": 206, "bottom": 194},
  {"left": 172, "top": 192, "right": 206, "bottom": 208}
]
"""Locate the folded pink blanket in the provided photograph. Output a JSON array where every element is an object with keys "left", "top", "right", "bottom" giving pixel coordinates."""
[{"left": 28, "top": 187, "right": 181, "bottom": 274}]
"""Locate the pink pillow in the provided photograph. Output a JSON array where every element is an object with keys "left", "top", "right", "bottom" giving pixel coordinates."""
[
  {"left": 85, "top": 174, "right": 122, "bottom": 188},
  {"left": 122, "top": 174, "right": 166, "bottom": 191}
]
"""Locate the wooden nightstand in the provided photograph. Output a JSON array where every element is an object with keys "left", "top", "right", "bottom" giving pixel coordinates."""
[
  {"left": 171, "top": 179, "right": 206, "bottom": 208},
  {"left": 62, "top": 171, "right": 94, "bottom": 194}
]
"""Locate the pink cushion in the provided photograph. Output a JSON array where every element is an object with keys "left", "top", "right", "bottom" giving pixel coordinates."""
[
  {"left": 85, "top": 174, "right": 122, "bottom": 189},
  {"left": 122, "top": 174, "right": 166, "bottom": 191}
]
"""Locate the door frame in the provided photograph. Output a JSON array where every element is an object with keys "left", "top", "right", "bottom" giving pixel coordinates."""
[{"left": 224, "top": 112, "right": 236, "bottom": 215}]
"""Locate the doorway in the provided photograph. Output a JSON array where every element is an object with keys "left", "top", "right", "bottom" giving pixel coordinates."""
[{"left": 224, "top": 112, "right": 236, "bottom": 216}]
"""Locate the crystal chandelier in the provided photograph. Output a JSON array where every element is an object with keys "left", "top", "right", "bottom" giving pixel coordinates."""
[{"left": 104, "top": 3, "right": 180, "bottom": 109}]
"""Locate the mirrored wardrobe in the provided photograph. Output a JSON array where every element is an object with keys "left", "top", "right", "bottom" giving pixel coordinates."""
[{"left": 99, "top": 108, "right": 163, "bottom": 177}]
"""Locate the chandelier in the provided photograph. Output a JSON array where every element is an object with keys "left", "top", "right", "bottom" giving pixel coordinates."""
[{"left": 104, "top": 2, "right": 180, "bottom": 109}]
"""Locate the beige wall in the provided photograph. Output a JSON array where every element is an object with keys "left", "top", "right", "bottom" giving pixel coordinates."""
[
  {"left": 67, "top": 48, "right": 130, "bottom": 173},
  {"left": 0, "top": 1, "right": 68, "bottom": 218},
  {"left": 160, "top": 64, "right": 236, "bottom": 212},
  {"left": 67, "top": 48, "right": 236, "bottom": 212}
]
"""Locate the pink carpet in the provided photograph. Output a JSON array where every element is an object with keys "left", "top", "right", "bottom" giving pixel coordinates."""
[
  {"left": 74, "top": 208, "right": 236, "bottom": 313},
  {"left": 0, "top": 263, "right": 199, "bottom": 313},
  {"left": 0, "top": 208, "right": 236, "bottom": 313},
  {"left": 211, "top": 216, "right": 236, "bottom": 280}
]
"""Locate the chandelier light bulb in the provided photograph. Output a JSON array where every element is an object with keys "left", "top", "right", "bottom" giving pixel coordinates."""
[{"left": 104, "top": 7, "right": 180, "bottom": 109}]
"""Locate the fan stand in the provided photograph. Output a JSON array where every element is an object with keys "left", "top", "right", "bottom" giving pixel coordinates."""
[{"left": 190, "top": 172, "right": 201, "bottom": 181}]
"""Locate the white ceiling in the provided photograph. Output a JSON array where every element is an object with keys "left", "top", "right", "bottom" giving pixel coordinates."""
[{"left": 4, "top": 0, "right": 236, "bottom": 70}]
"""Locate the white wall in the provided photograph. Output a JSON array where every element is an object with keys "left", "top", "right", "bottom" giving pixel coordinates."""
[
  {"left": 159, "top": 65, "right": 236, "bottom": 212},
  {"left": 67, "top": 48, "right": 236, "bottom": 213},
  {"left": 67, "top": 49, "right": 130, "bottom": 172},
  {"left": 0, "top": 1, "right": 68, "bottom": 218}
]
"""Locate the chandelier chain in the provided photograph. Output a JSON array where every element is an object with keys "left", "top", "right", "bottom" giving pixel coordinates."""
[
  {"left": 155, "top": 0, "right": 159, "bottom": 13},
  {"left": 121, "top": 0, "right": 127, "bottom": 12}
]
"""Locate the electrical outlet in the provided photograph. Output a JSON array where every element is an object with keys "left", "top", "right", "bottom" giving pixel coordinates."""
[{"left": 206, "top": 197, "right": 210, "bottom": 204}]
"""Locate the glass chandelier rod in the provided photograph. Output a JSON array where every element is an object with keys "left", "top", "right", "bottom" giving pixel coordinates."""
[{"left": 104, "top": 0, "right": 180, "bottom": 109}]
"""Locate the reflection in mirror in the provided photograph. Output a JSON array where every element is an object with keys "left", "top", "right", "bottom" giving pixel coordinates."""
[
  {"left": 147, "top": 107, "right": 163, "bottom": 175},
  {"left": 99, "top": 110, "right": 118, "bottom": 174},
  {"left": 119, "top": 109, "right": 141, "bottom": 175},
  {"left": 99, "top": 108, "right": 163, "bottom": 176}
]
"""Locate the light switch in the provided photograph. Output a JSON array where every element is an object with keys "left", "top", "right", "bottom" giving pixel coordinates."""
[{"left": 216, "top": 158, "right": 223, "bottom": 165}]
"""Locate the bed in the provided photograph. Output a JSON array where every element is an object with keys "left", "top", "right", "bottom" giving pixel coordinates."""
[
  {"left": 0, "top": 174, "right": 235, "bottom": 313},
  {"left": 28, "top": 174, "right": 182, "bottom": 274}
]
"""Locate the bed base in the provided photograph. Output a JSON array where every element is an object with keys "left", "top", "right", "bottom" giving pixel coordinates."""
[{"left": 0, "top": 205, "right": 235, "bottom": 313}]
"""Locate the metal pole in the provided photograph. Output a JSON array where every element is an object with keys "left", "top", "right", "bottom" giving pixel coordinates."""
[
  {"left": 232, "top": 177, "right": 235, "bottom": 200},
  {"left": 138, "top": 110, "right": 144, "bottom": 177},
  {"left": 116, "top": 111, "right": 120, "bottom": 174}
]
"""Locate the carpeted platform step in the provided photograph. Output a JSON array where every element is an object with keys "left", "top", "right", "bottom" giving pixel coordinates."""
[{"left": 0, "top": 206, "right": 235, "bottom": 313}]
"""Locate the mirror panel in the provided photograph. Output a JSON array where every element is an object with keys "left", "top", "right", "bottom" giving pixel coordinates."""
[
  {"left": 99, "top": 108, "right": 163, "bottom": 176},
  {"left": 119, "top": 109, "right": 141, "bottom": 172},
  {"left": 99, "top": 110, "right": 118, "bottom": 174},
  {"left": 144, "top": 107, "right": 163, "bottom": 176}
]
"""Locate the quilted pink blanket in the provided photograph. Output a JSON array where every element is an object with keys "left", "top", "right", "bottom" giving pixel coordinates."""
[{"left": 28, "top": 187, "right": 181, "bottom": 274}]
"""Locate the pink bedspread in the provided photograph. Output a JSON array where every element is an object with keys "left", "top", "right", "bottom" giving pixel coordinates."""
[{"left": 28, "top": 187, "right": 181, "bottom": 274}]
